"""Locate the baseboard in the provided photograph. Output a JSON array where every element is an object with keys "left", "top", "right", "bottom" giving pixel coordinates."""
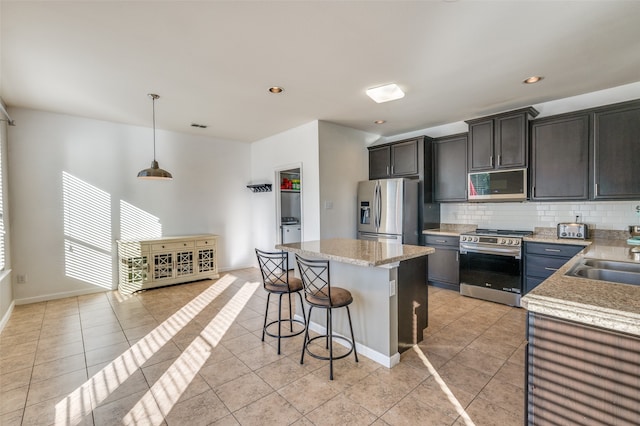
[
  {"left": 296, "top": 314, "right": 401, "bottom": 369},
  {"left": 0, "top": 300, "right": 15, "bottom": 333},
  {"left": 14, "top": 286, "right": 108, "bottom": 305}
]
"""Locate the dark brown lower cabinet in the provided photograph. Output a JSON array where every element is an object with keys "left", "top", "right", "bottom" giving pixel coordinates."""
[{"left": 527, "top": 312, "right": 640, "bottom": 425}]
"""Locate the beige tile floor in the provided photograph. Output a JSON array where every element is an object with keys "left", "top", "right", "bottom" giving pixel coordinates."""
[{"left": 0, "top": 267, "right": 526, "bottom": 425}]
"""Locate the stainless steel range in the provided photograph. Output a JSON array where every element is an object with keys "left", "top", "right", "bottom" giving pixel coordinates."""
[{"left": 459, "top": 229, "right": 532, "bottom": 307}]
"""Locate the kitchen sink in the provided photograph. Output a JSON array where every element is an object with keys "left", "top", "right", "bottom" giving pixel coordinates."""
[
  {"left": 565, "top": 258, "right": 640, "bottom": 286},
  {"left": 582, "top": 259, "right": 640, "bottom": 274},
  {"left": 571, "top": 267, "right": 640, "bottom": 286}
]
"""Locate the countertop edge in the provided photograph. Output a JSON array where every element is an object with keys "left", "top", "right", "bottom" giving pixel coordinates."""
[
  {"left": 522, "top": 294, "right": 640, "bottom": 336},
  {"left": 275, "top": 242, "right": 434, "bottom": 267}
]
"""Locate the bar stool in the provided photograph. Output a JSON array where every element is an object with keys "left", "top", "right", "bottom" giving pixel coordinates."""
[
  {"left": 295, "top": 254, "right": 358, "bottom": 380},
  {"left": 255, "top": 249, "right": 306, "bottom": 354}
]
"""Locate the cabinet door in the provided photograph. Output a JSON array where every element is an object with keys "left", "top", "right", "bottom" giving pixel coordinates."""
[
  {"left": 434, "top": 134, "right": 468, "bottom": 201},
  {"left": 468, "top": 119, "right": 494, "bottom": 171},
  {"left": 495, "top": 113, "right": 527, "bottom": 169},
  {"left": 175, "top": 250, "right": 194, "bottom": 277},
  {"left": 593, "top": 101, "right": 640, "bottom": 199},
  {"left": 390, "top": 140, "right": 419, "bottom": 176},
  {"left": 153, "top": 253, "right": 174, "bottom": 280},
  {"left": 531, "top": 114, "right": 589, "bottom": 200},
  {"left": 369, "top": 145, "right": 390, "bottom": 179},
  {"left": 427, "top": 247, "right": 459, "bottom": 286}
]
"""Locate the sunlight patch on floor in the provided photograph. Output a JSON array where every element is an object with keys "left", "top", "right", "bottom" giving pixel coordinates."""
[
  {"left": 54, "top": 274, "right": 238, "bottom": 426},
  {"left": 412, "top": 345, "right": 476, "bottom": 426},
  {"left": 124, "top": 281, "right": 260, "bottom": 424}
]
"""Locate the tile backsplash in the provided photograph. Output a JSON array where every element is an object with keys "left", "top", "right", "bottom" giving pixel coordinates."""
[{"left": 441, "top": 201, "right": 640, "bottom": 231}]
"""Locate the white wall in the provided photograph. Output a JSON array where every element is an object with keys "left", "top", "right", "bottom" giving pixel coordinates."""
[
  {"left": 0, "top": 119, "right": 13, "bottom": 327},
  {"left": 8, "top": 108, "right": 253, "bottom": 303},
  {"left": 318, "top": 121, "right": 374, "bottom": 239},
  {"left": 250, "top": 121, "right": 321, "bottom": 253}
]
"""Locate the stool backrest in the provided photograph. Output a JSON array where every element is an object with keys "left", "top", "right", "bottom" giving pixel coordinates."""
[
  {"left": 295, "top": 255, "right": 332, "bottom": 305},
  {"left": 255, "top": 249, "right": 291, "bottom": 290}
]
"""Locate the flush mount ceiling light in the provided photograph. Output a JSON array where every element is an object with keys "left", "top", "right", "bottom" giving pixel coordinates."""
[
  {"left": 137, "top": 94, "right": 173, "bottom": 180},
  {"left": 523, "top": 76, "right": 544, "bottom": 84},
  {"left": 268, "top": 86, "right": 284, "bottom": 94},
  {"left": 374, "top": 120, "right": 386, "bottom": 124},
  {"left": 366, "top": 83, "right": 405, "bottom": 103}
]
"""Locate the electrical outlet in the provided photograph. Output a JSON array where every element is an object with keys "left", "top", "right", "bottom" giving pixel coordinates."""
[
  {"left": 636, "top": 205, "right": 640, "bottom": 216},
  {"left": 389, "top": 279, "right": 396, "bottom": 297},
  {"left": 16, "top": 274, "right": 27, "bottom": 284}
]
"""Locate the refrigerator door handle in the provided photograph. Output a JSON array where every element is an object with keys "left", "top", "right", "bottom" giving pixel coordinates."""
[{"left": 375, "top": 182, "right": 382, "bottom": 230}]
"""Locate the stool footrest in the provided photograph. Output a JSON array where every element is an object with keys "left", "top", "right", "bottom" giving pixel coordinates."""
[
  {"left": 304, "top": 334, "right": 355, "bottom": 361},
  {"left": 264, "top": 318, "right": 306, "bottom": 339}
]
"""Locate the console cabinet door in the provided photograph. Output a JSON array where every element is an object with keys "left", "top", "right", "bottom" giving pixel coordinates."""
[
  {"left": 434, "top": 133, "right": 468, "bottom": 201},
  {"left": 530, "top": 113, "right": 590, "bottom": 200},
  {"left": 593, "top": 101, "right": 640, "bottom": 200}
]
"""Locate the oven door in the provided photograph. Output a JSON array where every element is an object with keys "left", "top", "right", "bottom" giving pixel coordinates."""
[{"left": 459, "top": 251, "right": 522, "bottom": 294}]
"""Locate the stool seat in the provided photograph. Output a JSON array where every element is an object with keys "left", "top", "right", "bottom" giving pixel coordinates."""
[
  {"left": 255, "top": 249, "right": 307, "bottom": 355},
  {"left": 296, "top": 254, "right": 358, "bottom": 380},
  {"left": 264, "top": 274, "right": 303, "bottom": 293},
  {"left": 305, "top": 287, "right": 352, "bottom": 308}
]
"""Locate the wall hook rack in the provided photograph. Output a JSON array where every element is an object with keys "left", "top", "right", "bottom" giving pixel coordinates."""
[{"left": 247, "top": 184, "right": 272, "bottom": 193}]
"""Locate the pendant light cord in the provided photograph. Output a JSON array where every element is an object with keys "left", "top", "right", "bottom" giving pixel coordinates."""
[{"left": 152, "top": 95, "right": 157, "bottom": 162}]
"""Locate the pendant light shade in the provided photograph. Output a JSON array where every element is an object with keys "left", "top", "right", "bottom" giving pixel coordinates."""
[{"left": 137, "top": 93, "right": 173, "bottom": 180}]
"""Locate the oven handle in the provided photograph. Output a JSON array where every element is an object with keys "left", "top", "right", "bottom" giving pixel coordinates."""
[{"left": 460, "top": 246, "right": 521, "bottom": 259}]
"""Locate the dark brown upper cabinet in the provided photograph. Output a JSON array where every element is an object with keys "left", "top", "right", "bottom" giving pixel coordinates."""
[
  {"left": 368, "top": 138, "right": 421, "bottom": 179},
  {"left": 467, "top": 107, "right": 539, "bottom": 172},
  {"left": 530, "top": 112, "right": 590, "bottom": 201},
  {"left": 434, "top": 133, "right": 468, "bottom": 202},
  {"left": 592, "top": 100, "right": 640, "bottom": 200}
]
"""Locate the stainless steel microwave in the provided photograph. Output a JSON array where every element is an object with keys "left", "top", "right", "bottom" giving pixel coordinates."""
[{"left": 468, "top": 168, "right": 527, "bottom": 201}]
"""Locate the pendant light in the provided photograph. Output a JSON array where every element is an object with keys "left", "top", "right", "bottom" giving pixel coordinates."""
[{"left": 137, "top": 93, "right": 173, "bottom": 180}]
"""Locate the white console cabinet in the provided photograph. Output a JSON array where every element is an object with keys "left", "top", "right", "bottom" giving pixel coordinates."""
[{"left": 117, "top": 234, "right": 219, "bottom": 294}]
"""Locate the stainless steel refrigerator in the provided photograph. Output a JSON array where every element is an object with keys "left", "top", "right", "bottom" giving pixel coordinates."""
[{"left": 357, "top": 178, "right": 419, "bottom": 245}]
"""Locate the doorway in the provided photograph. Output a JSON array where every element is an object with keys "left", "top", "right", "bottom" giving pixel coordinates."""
[{"left": 277, "top": 166, "right": 302, "bottom": 269}]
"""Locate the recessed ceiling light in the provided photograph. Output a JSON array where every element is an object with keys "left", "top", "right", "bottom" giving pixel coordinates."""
[
  {"left": 269, "top": 86, "right": 284, "bottom": 94},
  {"left": 523, "top": 76, "right": 544, "bottom": 84},
  {"left": 374, "top": 120, "right": 386, "bottom": 124},
  {"left": 366, "top": 83, "right": 405, "bottom": 103},
  {"left": 190, "top": 123, "right": 207, "bottom": 129}
]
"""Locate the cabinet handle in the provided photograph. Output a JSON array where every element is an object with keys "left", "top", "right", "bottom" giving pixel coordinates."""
[
  {"left": 490, "top": 155, "right": 494, "bottom": 167},
  {"left": 595, "top": 183, "right": 599, "bottom": 196},
  {"left": 533, "top": 186, "right": 536, "bottom": 197},
  {"left": 436, "top": 239, "right": 446, "bottom": 243},
  {"left": 544, "top": 248, "right": 561, "bottom": 252},
  {"left": 456, "top": 252, "right": 459, "bottom": 262},
  {"left": 391, "top": 165, "right": 394, "bottom": 175},
  {"left": 497, "top": 155, "right": 501, "bottom": 166},
  {"left": 386, "top": 166, "right": 389, "bottom": 175},
  {"left": 544, "top": 267, "right": 559, "bottom": 271}
]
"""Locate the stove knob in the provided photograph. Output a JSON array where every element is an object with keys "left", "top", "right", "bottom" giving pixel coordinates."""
[
  {"left": 474, "top": 237, "right": 479, "bottom": 242},
  {"left": 515, "top": 240, "right": 520, "bottom": 245},
  {"left": 461, "top": 236, "right": 467, "bottom": 242},
  {"left": 500, "top": 239, "right": 506, "bottom": 244},
  {"left": 508, "top": 240, "right": 514, "bottom": 245}
]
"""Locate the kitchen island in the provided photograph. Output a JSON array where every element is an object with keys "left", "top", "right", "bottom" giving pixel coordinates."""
[{"left": 276, "top": 238, "right": 434, "bottom": 368}]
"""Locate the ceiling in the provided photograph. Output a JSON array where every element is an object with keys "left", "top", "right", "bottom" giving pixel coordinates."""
[{"left": 2, "top": 1, "right": 640, "bottom": 143}]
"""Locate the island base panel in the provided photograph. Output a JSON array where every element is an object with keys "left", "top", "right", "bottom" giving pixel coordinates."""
[{"left": 397, "top": 256, "right": 428, "bottom": 353}]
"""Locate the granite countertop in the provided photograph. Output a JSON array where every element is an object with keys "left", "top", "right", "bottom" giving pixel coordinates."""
[
  {"left": 521, "top": 237, "right": 640, "bottom": 336},
  {"left": 275, "top": 238, "right": 434, "bottom": 267}
]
